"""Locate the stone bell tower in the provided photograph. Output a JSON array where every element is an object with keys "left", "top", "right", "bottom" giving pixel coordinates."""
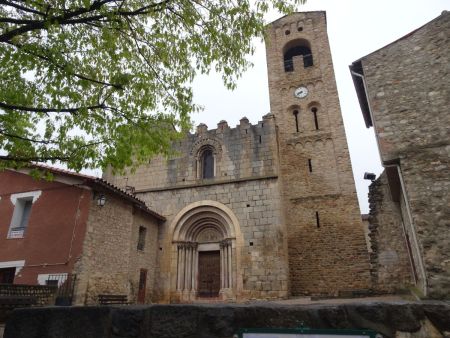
[{"left": 265, "top": 11, "right": 370, "bottom": 295}]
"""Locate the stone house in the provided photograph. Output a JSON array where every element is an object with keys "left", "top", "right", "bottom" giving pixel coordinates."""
[
  {"left": 0, "top": 166, "right": 165, "bottom": 305},
  {"left": 350, "top": 11, "right": 449, "bottom": 299},
  {"left": 104, "top": 11, "right": 371, "bottom": 303}
]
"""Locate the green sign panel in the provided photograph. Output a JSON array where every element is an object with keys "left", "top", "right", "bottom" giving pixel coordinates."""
[{"left": 237, "top": 328, "right": 379, "bottom": 338}]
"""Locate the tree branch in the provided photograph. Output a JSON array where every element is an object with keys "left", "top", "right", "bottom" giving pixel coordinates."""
[
  {"left": 10, "top": 41, "right": 124, "bottom": 89},
  {"left": 0, "top": 155, "right": 70, "bottom": 162},
  {"left": 0, "top": 0, "right": 115, "bottom": 42},
  {"left": 0, "top": 102, "right": 105, "bottom": 113},
  {"left": 0, "top": 0, "right": 46, "bottom": 16},
  {"left": 0, "top": 0, "right": 173, "bottom": 43},
  {"left": 0, "top": 129, "right": 54, "bottom": 144}
]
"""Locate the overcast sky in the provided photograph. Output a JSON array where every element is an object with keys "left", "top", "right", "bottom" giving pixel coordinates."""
[{"left": 190, "top": 0, "right": 448, "bottom": 213}]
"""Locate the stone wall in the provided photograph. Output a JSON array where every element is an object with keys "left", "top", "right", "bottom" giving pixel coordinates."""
[
  {"left": 265, "top": 11, "right": 370, "bottom": 295},
  {"left": 367, "top": 172, "right": 414, "bottom": 292},
  {"left": 359, "top": 11, "right": 450, "bottom": 298},
  {"left": 360, "top": 12, "right": 449, "bottom": 164},
  {"left": 141, "top": 177, "right": 289, "bottom": 302},
  {"left": 5, "top": 302, "right": 450, "bottom": 338},
  {"left": 128, "top": 210, "right": 160, "bottom": 304},
  {"left": 103, "top": 114, "right": 279, "bottom": 192},
  {"left": 103, "top": 11, "right": 373, "bottom": 300},
  {"left": 74, "top": 193, "right": 160, "bottom": 305},
  {"left": 399, "top": 151, "right": 450, "bottom": 299}
]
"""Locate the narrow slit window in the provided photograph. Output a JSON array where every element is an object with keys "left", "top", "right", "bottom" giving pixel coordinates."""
[
  {"left": 259, "top": 135, "right": 262, "bottom": 143},
  {"left": 137, "top": 226, "right": 147, "bottom": 251},
  {"left": 316, "top": 211, "right": 320, "bottom": 228},
  {"left": 311, "top": 107, "right": 319, "bottom": 130},
  {"left": 293, "top": 110, "right": 299, "bottom": 132},
  {"left": 308, "top": 159, "right": 312, "bottom": 172}
]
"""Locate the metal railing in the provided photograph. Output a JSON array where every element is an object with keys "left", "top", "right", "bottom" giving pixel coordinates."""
[{"left": 46, "top": 274, "right": 77, "bottom": 306}]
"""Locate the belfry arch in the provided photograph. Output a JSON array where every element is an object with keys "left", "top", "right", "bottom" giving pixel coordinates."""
[{"left": 170, "top": 201, "right": 242, "bottom": 301}]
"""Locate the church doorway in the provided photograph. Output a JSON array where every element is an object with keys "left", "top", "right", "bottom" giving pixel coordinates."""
[
  {"left": 198, "top": 251, "right": 220, "bottom": 297},
  {"left": 170, "top": 202, "right": 241, "bottom": 302}
]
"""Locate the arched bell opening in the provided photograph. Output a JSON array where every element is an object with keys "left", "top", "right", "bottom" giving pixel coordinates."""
[{"left": 283, "top": 38, "right": 313, "bottom": 72}]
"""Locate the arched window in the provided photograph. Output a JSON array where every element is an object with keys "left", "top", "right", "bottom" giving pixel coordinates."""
[
  {"left": 283, "top": 39, "right": 313, "bottom": 72},
  {"left": 202, "top": 149, "right": 214, "bottom": 179}
]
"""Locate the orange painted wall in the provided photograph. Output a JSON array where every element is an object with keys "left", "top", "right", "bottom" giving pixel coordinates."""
[{"left": 0, "top": 170, "right": 91, "bottom": 284}]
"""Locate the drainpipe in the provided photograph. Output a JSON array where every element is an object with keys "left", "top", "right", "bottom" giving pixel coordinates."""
[{"left": 397, "top": 165, "right": 427, "bottom": 296}]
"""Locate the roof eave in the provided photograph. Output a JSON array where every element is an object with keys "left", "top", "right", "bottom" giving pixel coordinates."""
[{"left": 349, "top": 61, "right": 373, "bottom": 128}]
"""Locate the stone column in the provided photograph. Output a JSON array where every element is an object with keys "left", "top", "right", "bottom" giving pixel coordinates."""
[
  {"left": 186, "top": 244, "right": 192, "bottom": 291},
  {"left": 223, "top": 241, "right": 229, "bottom": 288},
  {"left": 177, "top": 245, "right": 182, "bottom": 290},
  {"left": 191, "top": 243, "right": 198, "bottom": 292},
  {"left": 181, "top": 244, "right": 186, "bottom": 291},
  {"left": 227, "top": 242, "right": 232, "bottom": 288},
  {"left": 220, "top": 244, "right": 224, "bottom": 289}
]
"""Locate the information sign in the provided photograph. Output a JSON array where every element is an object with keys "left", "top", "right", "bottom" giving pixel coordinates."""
[{"left": 237, "top": 328, "right": 378, "bottom": 338}]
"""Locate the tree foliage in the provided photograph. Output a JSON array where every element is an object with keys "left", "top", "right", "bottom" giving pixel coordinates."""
[{"left": 0, "top": 0, "right": 303, "bottom": 172}]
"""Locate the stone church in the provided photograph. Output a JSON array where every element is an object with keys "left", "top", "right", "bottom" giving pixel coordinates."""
[{"left": 104, "top": 11, "right": 370, "bottom": 303}]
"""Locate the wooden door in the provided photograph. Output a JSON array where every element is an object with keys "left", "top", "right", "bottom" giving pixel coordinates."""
[
  {"left": 137, "top": 269, "right": 147, "bottom": 303},
  {"left": 198, "top": 251, "right": 220, "bottom": 297}
]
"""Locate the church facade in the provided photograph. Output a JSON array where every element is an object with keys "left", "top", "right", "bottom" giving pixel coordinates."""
[{"left": 104, "top": 11, "right": 370, "bottom": 303}]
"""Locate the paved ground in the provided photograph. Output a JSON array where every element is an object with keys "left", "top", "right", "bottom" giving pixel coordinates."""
[{"left": 267, "top": 295, "right": 407, "bottom": 305}]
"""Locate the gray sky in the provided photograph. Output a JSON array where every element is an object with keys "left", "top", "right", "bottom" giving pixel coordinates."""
[{"left": 190, "top": 0, "right": 448, "bottom": 213}]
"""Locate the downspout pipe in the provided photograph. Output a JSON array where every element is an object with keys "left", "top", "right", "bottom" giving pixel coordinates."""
[{"left": 397, "top": 165, "right": 428, "bottom": 296}]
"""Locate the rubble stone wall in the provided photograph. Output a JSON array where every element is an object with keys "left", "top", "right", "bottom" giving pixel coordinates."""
[
  {"left": 74, "top": 194, "right": 159, "bottom": 305},
  {"left": 360, "top": 11, "right": 450, "bottom": 298},
  {"left": 5, "top": 302, "right": 450, "bottom": 338},
  {"left": 367, "top": 172, "right": 414, "bottom": 292}
]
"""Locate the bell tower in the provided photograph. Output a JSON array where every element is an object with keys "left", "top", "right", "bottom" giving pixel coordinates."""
[{"left": 265, "top": 11, "right": 370, "bottom": 295}]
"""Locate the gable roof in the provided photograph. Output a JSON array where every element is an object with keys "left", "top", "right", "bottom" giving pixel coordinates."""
[{"left": 22, "top": 164, "right": 166, "bottom": 222}]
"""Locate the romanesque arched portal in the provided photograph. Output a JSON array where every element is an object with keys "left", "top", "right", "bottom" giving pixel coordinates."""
[{"left": 171, "top": 201, "right": 241, "bottom": 301}]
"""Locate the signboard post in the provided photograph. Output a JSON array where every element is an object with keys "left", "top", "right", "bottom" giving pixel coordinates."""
[{"left": 236, "top": 328, "right": 379, "bottom": 338}]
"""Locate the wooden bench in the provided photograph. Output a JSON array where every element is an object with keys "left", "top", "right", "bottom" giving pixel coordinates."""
[{"left": 97, "top": 294, "right": 128, "bottom": 305}]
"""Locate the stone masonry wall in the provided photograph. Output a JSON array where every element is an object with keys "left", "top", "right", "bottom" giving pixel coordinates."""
[
  {"left": 140, "top": 178, "right": 289, "bottom": 303},
  {"left": 5, "top": 302, "right": 450, "bottom": 338},
  {"left": 367, "top": 172, "right": 414, "bottom": 292},
  {"left": 128, "top": 211, "right": 160, "bottom": 304},
  {"left": 104, "top": 114, "right": 278, "bottom": 192},
  {"left": 360, "top": 11, "right": 450, "bottom": 298},
  {"left": 265, "top": 11, "right": 370, "bottom": 295},
  {"left": 361, "top": 11, "right": 449, "bottom": 163},
  {"left": 400, "top": 150, "right": 450, "bottom": 299},
  {"left": 74, "top": 193, "right": 159, "bottom": 305}
]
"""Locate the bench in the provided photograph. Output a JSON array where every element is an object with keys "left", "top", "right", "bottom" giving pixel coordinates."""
[{"left": 97, "top": 294, "right": 128, "bottom": 305}]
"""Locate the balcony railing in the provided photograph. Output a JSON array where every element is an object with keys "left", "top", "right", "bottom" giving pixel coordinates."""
[{"left": 8, "top": 227, "right": 26, "bottom": 239}]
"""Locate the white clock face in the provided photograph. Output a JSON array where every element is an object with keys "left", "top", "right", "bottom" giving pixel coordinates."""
[{"left": 294, "top": 86, "right": 308, "bottom": 99}]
